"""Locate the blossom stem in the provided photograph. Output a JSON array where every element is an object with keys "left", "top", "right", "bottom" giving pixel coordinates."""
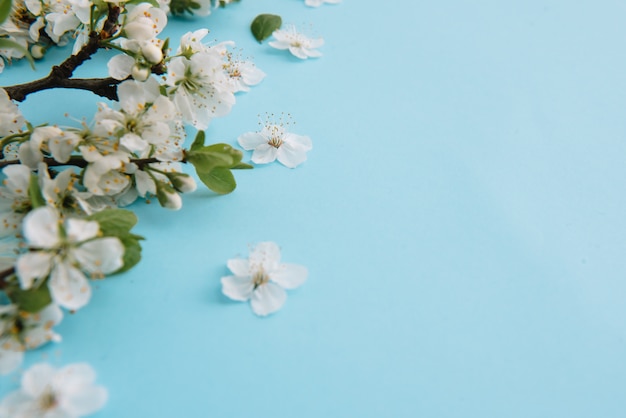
[
  {"left": 1, "top": 5, "right": 122, "bottom": 102},
  {"left": 0, "top": 267, "right": 15, "bottom": 289},
  {"left": 0, "top": 156, "right": 173, "bottom": 170}
]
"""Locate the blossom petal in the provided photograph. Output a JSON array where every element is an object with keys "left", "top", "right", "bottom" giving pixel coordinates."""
[
  {"left": 49, "top": 263, "right": 91, "bottom": 310},
  {"left": 227, "top": 258, "right": 250, "bottom": 276},
  {"left": 271, "top": 263, "right": 308, "bottom": 289},
  {"left": 135, "top": 170, "right": 156, "bottom": 197},
  {"left": 0, "top": 344, "right": 24, "bottom": 375},
  {"left": 64, "top": 385, "right": 108, "bottom": 416},
  {"left": 221, "top": 275, "right": 254, "bottom": 301},
  {"left": 74, "top": 238, "right": 125, "bottom": 275},
  {"left": 288, "top": 46, "right": 309, "bottom": 60},
  {"left": 237, "top": 132, "right": 267, "bottom": 150},
  {"left": 250, "top": 283, "right": 287, "bottom": 316},
  {"left": 53, "top": 363, "right": 107, "bottom": 416},
  {"left": 65, "top": 218, "right": 100, "bottom": 243},
  {"left": 107, "top": 54, "right": 134, "bottom": 80},
  {"left": 21, "top": 362, "right": 56, "bottom": 397},
  {"left": 22, "top": 207, "right": 60, "bottom": 248},
  {"left": 251, "top": 144, "right": 278, "bottom": 164},
  {"left": 276, "top": 143, "right": 309, "bottom": 168},
  {"left": 302, "top": 48, "right": 323, "bottom": 58},
  {"left": 0, "top": 212, "right": 24, "bottom": 237},
  {"left": 284, "top": 133, "right": 312, "bottom": 150},
  {"left": 249, "top": 241, "right": 281, "bottom": 272},
  {"left": 0, "top": 385, "right": 29, "bottom": 416},
  {"left": 16, "top": 252, "right": 54, "bottom": 289}
]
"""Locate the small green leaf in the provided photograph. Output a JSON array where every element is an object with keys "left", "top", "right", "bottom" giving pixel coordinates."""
[
  {"left": 0, "top": 38, "right": 35, "bottom": 70},
  {"left": 86, "top": 209, "right": 138, "bottom": 236},
  {"left": 203, "top": 143, "right": 243, "bottom": 165},
  {"left": 190, "top": 130, "right": 206, "bottom": 151},
  {"left": 186, "top": 149, "right": 234, "bottom": 173},
  {"left": 0, "top": 0, "right": 12, "bottom": 25},
  {"left": 6, "top": 283, "right": 53, "bottom": 313},
  {"left": 197, "top": 167, "right": 236, "bottom": 194},
  {"left": 115, "top": 234, "right": 143, "bottom": 274},
  {"left": 251, "top": 14, "right": 282, "bottom": 43},
  {"left": 28, "top": 173, "right": 45, "bottom": 209}
]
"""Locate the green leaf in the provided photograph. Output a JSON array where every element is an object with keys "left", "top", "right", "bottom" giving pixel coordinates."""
[
  {"left": 114, "top": 234, "right": 143, "bottom": 274},
  {"left": 190, "top": 130, "right": 206, "bottom": 151},
  {"left": 6, "top": 284, "right": 53, "bottom": 313},
  {"left": 232, "top": 162, "right": 253, "bottom": 170},
  {"left": 251, "top": 14, "right": 282, "bottom": 43},
  {"left": 86, "top": 209, "right": 138, "bottom": 236},
  {"left": 0, "top": 0, "right": 11, "bottom": 25},
  {"left": 28, "top": 173, "right": 46, "bottom": 209},
  {"left": 186, "top": 149, "right": 234, "bottom": 173},
  {"left": 203, "top": 143, "right": 243, "bottom": 165},
  {"left": 0, "top": 38, "right": 35, "bottom": 70},
  {"left": 197, "top": 167, "right": 236, "bottom": 194}
]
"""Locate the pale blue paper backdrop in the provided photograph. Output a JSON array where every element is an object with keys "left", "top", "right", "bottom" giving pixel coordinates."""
[{"left": 2, "top": 0, "right": 626, "bottom": 416}]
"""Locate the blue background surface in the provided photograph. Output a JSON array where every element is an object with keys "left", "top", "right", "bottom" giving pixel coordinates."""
[{"left": 2, "top": 0, "right": 626, "bottom": 416}]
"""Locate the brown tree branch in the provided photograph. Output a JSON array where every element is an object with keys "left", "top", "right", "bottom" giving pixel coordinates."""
[{"left": 2, "top": 5, "right": 122, "bottom": 102}]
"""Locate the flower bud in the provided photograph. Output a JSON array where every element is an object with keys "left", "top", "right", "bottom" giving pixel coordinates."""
[
  {"left": 30, "top": 45, "right": 46, "bottom": 59},
  {"left": 156, "top": 181, "right": 182, "bottom": 210},
  {"left": 168, "top": 173, "right": 197, "bottom": 193},
  {"left": 131, "top": 64, "right": 150, "bottom": 82},
  {"left": 142, "top": 42, "right": 163, "bottom": 64}
]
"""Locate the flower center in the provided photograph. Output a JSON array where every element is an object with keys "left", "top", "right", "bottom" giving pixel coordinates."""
[
  {"left": 267, "top": 136, "right": 283, "bottom": 148},
  {"left": 252, "top": 269, "right": 269, "bottom": 288},
  {"left": 39, "top": 389, "right": 58, "bottom": 411}
]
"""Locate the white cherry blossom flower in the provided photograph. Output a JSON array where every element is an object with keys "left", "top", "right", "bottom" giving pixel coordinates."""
[
  {"left": 238, "top": 118, "right": 312, "bottom": 168},
  {"left": 79, "top": 146, "right": 131, "bottom": 196},
  {"left": 0, "top": 89, "right": 25, "bottom": 136},
  {"left": 123, "top": 3, "right": 167, "bottom": 41},
  {"left": 0, "top": 304, "right": 63, "bottom": 376},
  {"left": 107, "top": 38, "right": 165, "bottom": 81},
  {"left": 0, "top": 164, "right": 31, "bottom": 238},
  {"left": 221, "top": 242, "right": 308, "bottom": 316},
  {"left": 165, "top": 53, "right": 235, "bottom": 129},
  {"left": 223, "top": 58, "right": 265, "bottom": 93},
  {"left": 94, "top": 78, "right": 183, "bottom": 161},
  {"left": 18, "top": 126, "right": 81, "bottom": 169},
  {"left": 16, "top": 207, "right": 125, "bottom": 310},
  {"left": 0, "top": 362, "right": 107, "bottom": 418},
  {"left": 269, "top": 25, "right": 324, "bottom": 59},
  {"left": 305, "top": 0, "right": 341, "bottom": 6}
]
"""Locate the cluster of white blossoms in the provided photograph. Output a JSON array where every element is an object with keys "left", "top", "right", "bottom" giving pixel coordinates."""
[
  {"left": 0, "top": 0, "right": 344, "bottom": 411},
  {"left": 0, "top": 0, "right": 268, "bottom": 382},
  {"left": 0, "top": 362, "right": 107, "bottom": 418},
  {"left": 0, "top": 0, "right": 234, "bottom": 71}
]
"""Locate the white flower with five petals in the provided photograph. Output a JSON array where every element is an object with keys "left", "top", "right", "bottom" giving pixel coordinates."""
[
  {"left": 221, "top": 242, "right": 307, "bottom": 316},
  {"left": 269, "top": 25, "right": 324, "bottom": 59},
  {"left": 238, "top": 122, "right": 312, "bottom": 168},
  {"left": 16, "top": 207, "right": 124, "bottom": 310},
  {"left": 0, "top": 362, "right": 107, "bottom": 418}
]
